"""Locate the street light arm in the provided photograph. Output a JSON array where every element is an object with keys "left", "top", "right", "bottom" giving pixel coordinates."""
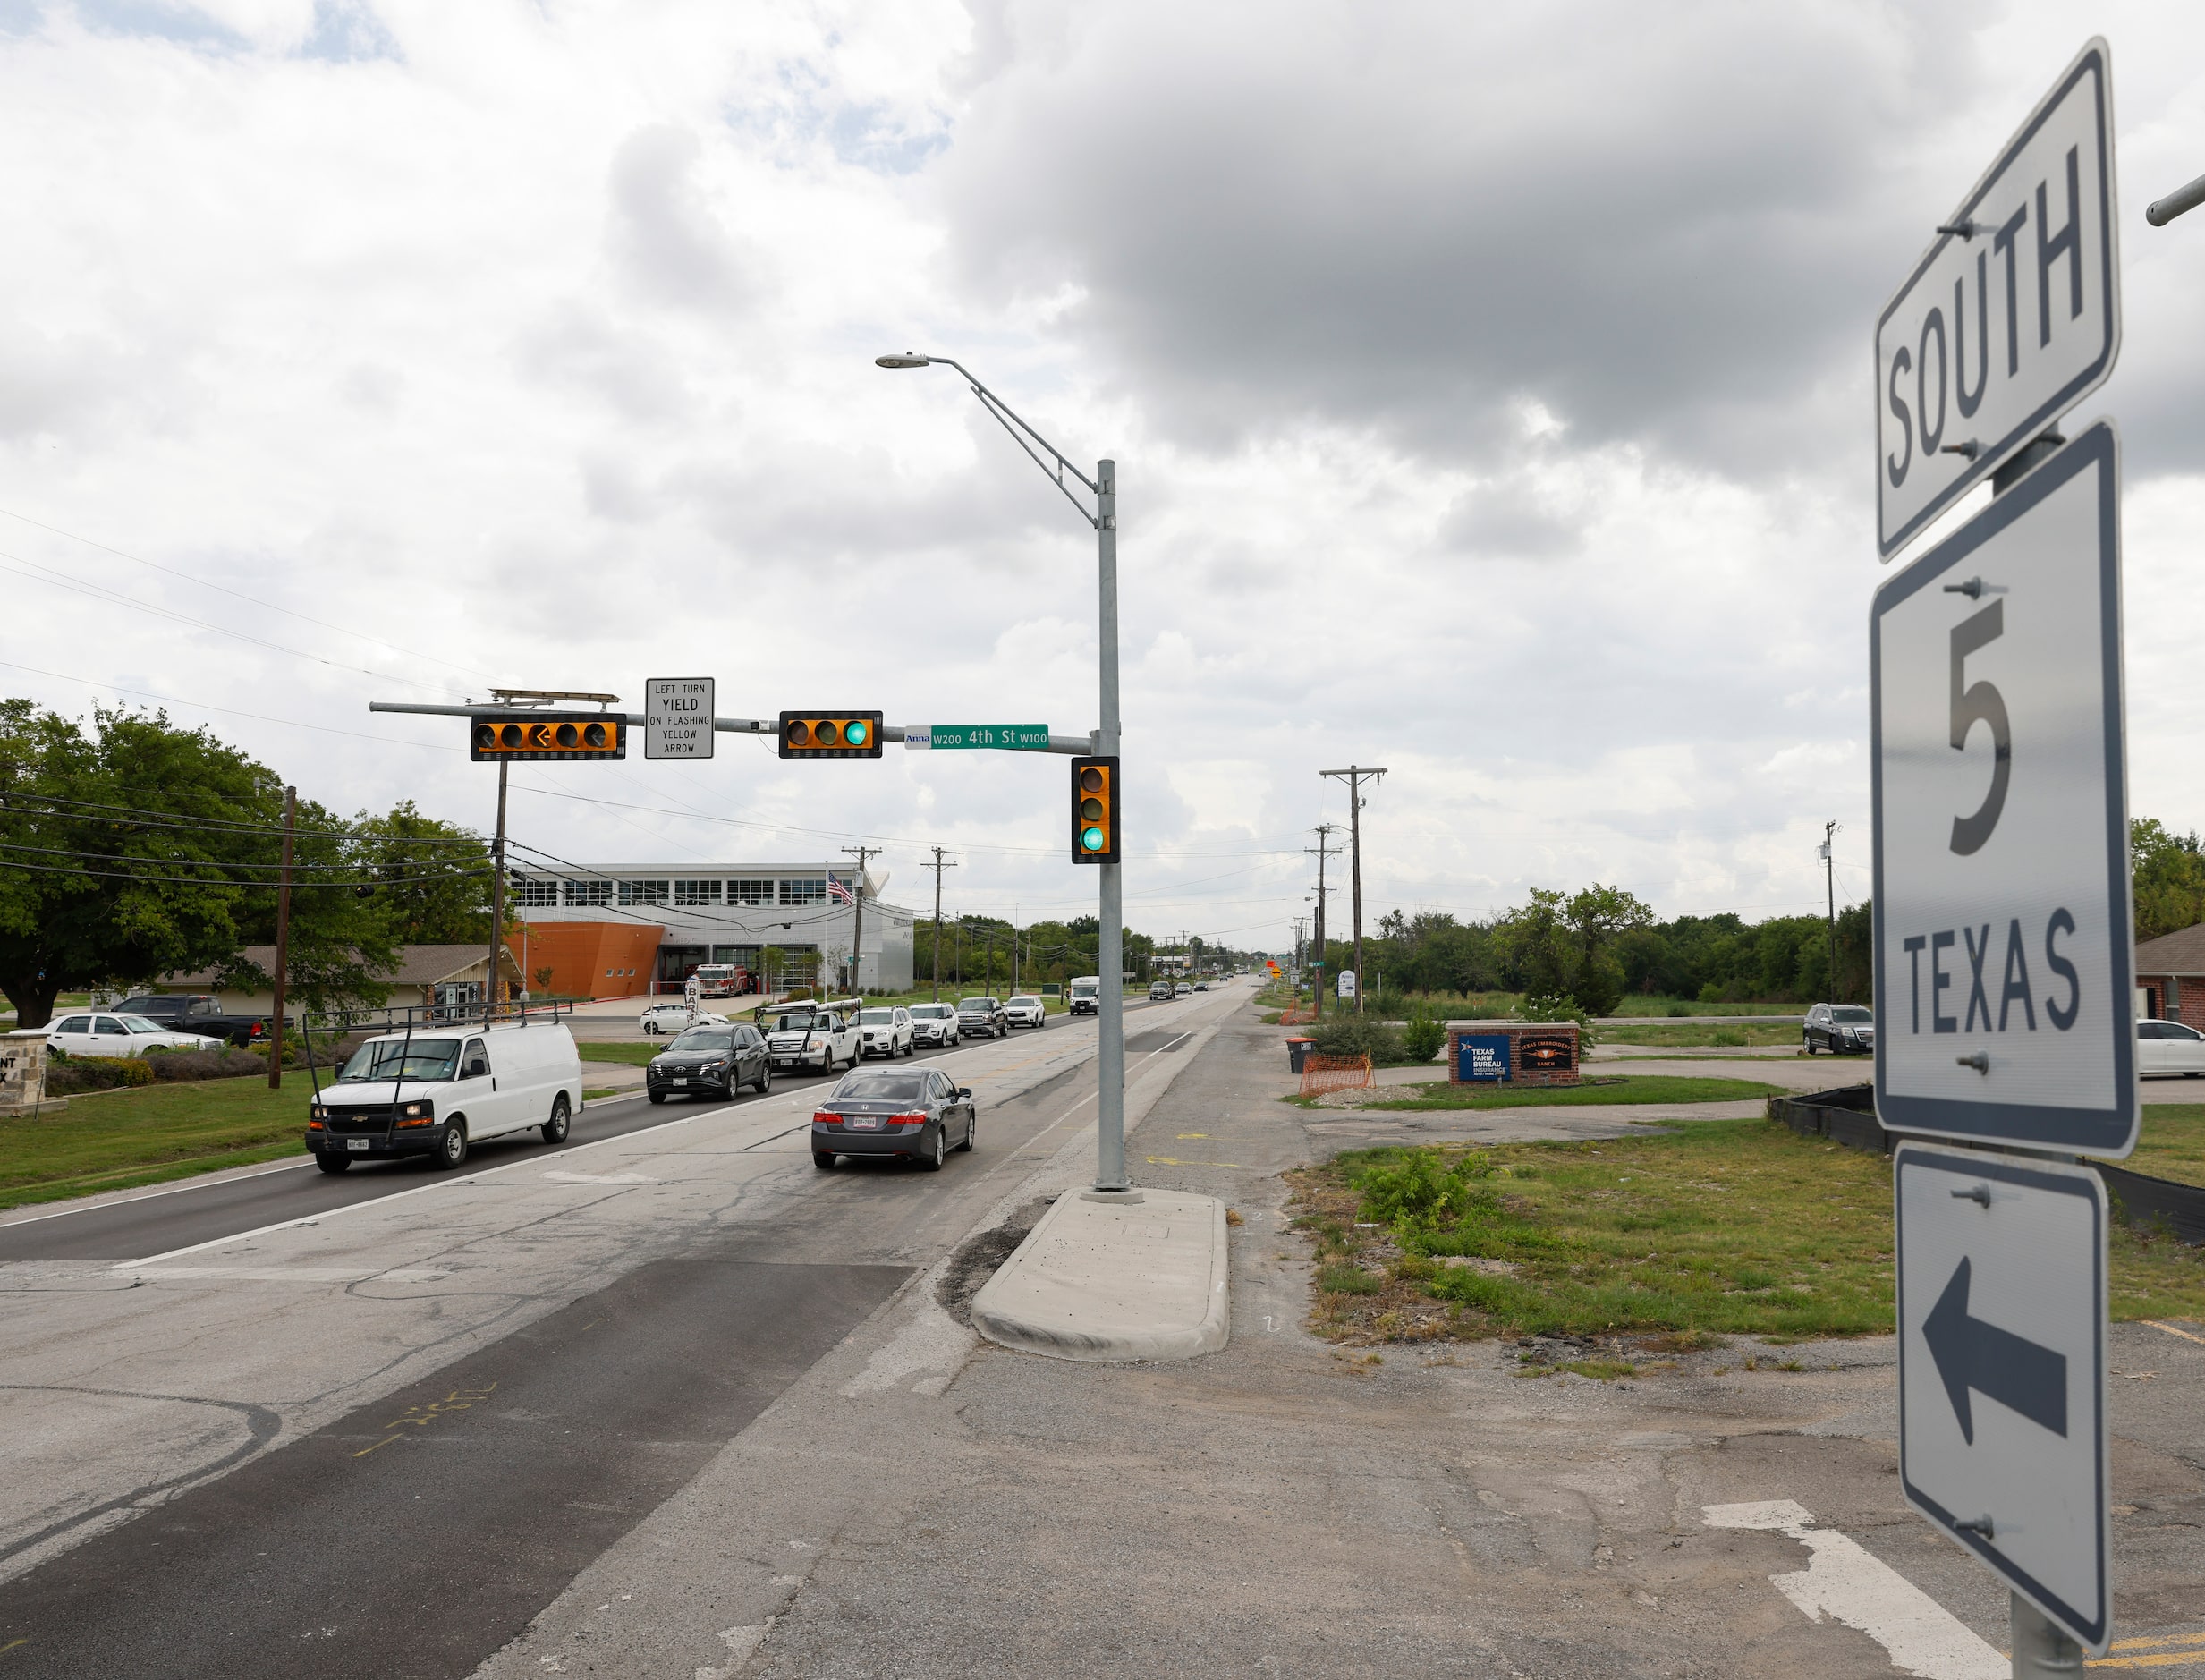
[
  {"left": 2148, "top": 171, "right": 2205, "bottom": 226},
  {"left": 880, "top": 352, "right": 1101, "bottom": 519}
]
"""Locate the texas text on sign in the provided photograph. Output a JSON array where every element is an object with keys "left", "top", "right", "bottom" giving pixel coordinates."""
[
  {"left": 1870, "top": 423, "right": 2134, "bottom": 1155},
  {"left": 1874, "top": 38, "right": 2118, "bottom": 559}
]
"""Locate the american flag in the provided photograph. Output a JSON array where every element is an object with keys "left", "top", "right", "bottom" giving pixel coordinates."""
[{"left": 827, "top": 877, "right": 857, "bottom": 905}]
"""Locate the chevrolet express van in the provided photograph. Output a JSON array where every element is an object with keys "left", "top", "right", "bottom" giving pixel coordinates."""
[{"left": 306, "top": 1019, "right": 583, "bottom": 1173}]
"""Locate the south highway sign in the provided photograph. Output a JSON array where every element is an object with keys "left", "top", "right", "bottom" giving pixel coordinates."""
[
  {"left": 1870, "top": 420, "right": 2135, "bottom": 1157},
  {"left": 1875, "top": 38, "right": 2118, "bottom": 559},
  {"left": 1896, "top": 1143, "right": 2110, "bottom": 1652}
]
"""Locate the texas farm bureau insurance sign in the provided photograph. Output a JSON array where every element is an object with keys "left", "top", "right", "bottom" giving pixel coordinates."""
[
  {"left": 1870, "top": 421, "right": 2134, "bottom": 1156},
  {"left": 1874, "top": 38, "right": 2118, "bottom": 559}
]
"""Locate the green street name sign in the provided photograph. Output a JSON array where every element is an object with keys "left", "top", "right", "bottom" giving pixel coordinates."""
[{"left": 903, "top": 724, "right": 1049, "bottom": 751}]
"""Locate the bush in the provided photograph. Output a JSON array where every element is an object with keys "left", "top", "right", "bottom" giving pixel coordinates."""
[
  {"left": 1518, "top": 992, "right": 1600, "bottom": 1050},
  {"left": 1401, "top": 1002, "right": 1446, "bottom": 1063},
  {"left": 145, "top": 1048, "right": 269, "bottom": 1082},
  {"left": 45, "top": 1055, "right": 155, "bottom": 1094},
  {"left": 1310, "top": 1014, "right": 1411, "bottom": 1065},
  {"left": 1351, "top": 1148, "right": 1497, "bottom": 1231}
]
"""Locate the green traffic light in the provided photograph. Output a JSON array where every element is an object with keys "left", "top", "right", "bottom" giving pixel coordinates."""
[
  {"left": 845, "top": 720, "right": 869, "bottom": 747},
  {"left": 1081, "top": 826, "right": 1106, "bottom": 852}
]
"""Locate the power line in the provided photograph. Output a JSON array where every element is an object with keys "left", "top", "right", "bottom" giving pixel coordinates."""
[{"left": 0, "top": 658, "right": 470, "bottom": 752}]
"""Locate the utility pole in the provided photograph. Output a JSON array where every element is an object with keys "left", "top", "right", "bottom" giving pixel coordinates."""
[
  {"left": 1820, "top": 821, "right": 1840, "bottom": 1004},
  {"left": 839, "top": 846, "right": 876, "bottom": 998},
  {"left": 1319, "top": 767, "right": 1387, "bottom": 1014},
  {"left": 920, "top": 847, "right": 957, "bottom": 1001},
  {"left": 267, "top": 785, "right": 294, "bottom": 1090},
  {"left": 1307, "top": 823, "right": 1341, "bottom": 1021}
]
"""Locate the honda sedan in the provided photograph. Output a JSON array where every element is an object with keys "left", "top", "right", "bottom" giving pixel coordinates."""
[{"left": 811, "top": 1065, "right": 976, "bottom": 1172}]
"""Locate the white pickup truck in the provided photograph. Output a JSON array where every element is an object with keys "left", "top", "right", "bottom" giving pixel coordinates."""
[{"left": 763, "top": 1003, "right": 861, "bottom": 1074}]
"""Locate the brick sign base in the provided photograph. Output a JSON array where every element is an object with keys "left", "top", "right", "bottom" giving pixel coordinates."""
[{"left": 1445, "top": 1021, "right": 1582, "bottom": 1088}]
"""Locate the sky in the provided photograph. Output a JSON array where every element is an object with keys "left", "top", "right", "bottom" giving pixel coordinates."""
[{"left": 5, "top": 0, "right": 2205, "bottom": 955}]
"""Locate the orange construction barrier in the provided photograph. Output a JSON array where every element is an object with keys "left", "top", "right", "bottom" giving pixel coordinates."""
[
  {"left": 1300, "top": 1052, "right": 1374, "bottom": 1098},
  {"left": 1278, "top": 1005, "right": 1316, "bottom": 1024}
]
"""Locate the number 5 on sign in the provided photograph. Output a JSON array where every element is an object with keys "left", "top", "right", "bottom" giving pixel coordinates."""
[{"left": 1870, "top": 420, "right": 2136, "bottom": 1156}]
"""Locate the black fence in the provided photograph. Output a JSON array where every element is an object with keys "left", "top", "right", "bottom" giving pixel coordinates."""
[{"left": 1768, "top": 1083, "right": 2205, "bottom": 1247}]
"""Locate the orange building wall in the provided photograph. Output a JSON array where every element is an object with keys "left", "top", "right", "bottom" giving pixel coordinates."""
[{"left": 507, "top": 923, "right": 664, "bottom": 1000}]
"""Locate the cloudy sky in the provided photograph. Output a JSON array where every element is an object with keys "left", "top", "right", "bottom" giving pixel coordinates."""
[{"left": 5, "top": 0, "right": 2205, "bottom": 953}]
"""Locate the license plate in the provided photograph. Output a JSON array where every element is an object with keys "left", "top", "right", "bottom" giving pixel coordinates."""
[
  {"left": 673, "top": 1077, "right": 688, "bottom": 1086},
  {"left": 845, "top": 1116, "right": 883, "bottom": 1130},
  {"left": 347, "top": 1138, "right": 369, "bottom": 1151}
]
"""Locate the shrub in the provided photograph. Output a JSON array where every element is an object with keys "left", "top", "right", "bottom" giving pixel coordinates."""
[
  {"left": 45, "top": 1055, "right": 155, "bottom": 1093},
  {"left": 1351, "top": 1147, "right": 1496, "bottom": 1230},
  {"left": 1518, "top": 992, "right": 1600, "bottom": 1050},
  {"left": 1310, "top": 1013, "right": 1410, "bottom": 1065},
  {"left": 1401, "top": 1002, "right": 1446, "bottom": 1063},
  {"left": 145, "top": 1048, "right": 268, "bottom": 1082}
]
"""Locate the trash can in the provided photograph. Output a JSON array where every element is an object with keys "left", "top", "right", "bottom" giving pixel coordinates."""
[{"left": 1286, "top": 1037, "right": 1315, "bottom": 1073}]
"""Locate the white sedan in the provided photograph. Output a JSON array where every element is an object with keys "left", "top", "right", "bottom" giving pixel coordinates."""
[
  {"left": 2138, "top": 1018, "right": 2205, "bottom": 1076},
  {"left": 47, "top": 1012, "right": 221, "bottom": 1057}
]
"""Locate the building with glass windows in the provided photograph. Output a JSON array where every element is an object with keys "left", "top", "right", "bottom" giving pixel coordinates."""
[{"left": 505, "top": 861, "right": 915, "bottom": 998}]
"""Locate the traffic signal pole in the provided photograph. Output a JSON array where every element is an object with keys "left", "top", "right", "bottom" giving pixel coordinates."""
[
  {"left": 486, "top": 759, "right": 509, "bottom": 1022},
  {"left": 1095, "top": 457, "right": 1128, "bottom": 1192}
]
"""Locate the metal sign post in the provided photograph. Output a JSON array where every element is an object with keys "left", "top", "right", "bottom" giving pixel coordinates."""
[
  {"left": 1875, "top": 38, "right": 2119, "bottom": 559},
  {"left": 645, "top": 677, "right": 716, "bottom": 759}
]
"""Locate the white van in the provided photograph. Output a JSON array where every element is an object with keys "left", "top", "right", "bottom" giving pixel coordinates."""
[
  {"left": 306, "top": 1020, "right": 583, "bottom": 1174},
  {"left": 1068, "top": 976, "right": 1100, "bottom": 1016}
]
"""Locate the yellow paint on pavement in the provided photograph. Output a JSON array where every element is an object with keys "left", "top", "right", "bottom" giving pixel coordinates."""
[
  {"left": 2145, "top": 1320, "right": 2205, "bottom": 1347},
  {"left": 1143, "top": 1156, "right": 1244, "bottom": 1168},
  {"left": 352, "top": 1434, "right": 403, "bottom": 1458}
]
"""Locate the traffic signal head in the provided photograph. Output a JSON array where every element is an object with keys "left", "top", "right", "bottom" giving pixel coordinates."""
[
  {"left": 470, "top": 712, "right": 625, "bottom": 762},
  {"left": 778, "top": 711, "right": 884, "bottom": 759},
  {"left": 1071, "top": 756, "right": 1119, "bottom": 864}
]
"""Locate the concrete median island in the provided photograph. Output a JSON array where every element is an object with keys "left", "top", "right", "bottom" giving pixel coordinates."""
[{"left": 971, "top": 1187, "right": 1229, "bottom": 1362}]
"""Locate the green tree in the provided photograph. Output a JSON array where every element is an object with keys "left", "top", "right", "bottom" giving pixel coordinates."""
[
  {"left": 2133, "top": 818, "right": 2205, "bottom": 943},
  {"left": 354, "top": 801, "right": 493, "bottom": 944},
  {"left": 1563, "top": 884, "right": 1653, "bottom": 1015}
]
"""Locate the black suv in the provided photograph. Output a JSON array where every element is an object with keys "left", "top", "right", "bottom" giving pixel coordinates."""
[
  {"left": 647, "top": 1021, "right": 772, "bottom": 1103},
  {"left": 1802, "top": 1003, "right": 1876, "bottom": 1056},
  {"left": 955, "top": 997, "right": 1008, "bottom": 1039}
]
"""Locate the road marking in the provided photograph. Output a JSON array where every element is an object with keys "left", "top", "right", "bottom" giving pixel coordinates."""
[
  {"left": 2144, "top": 1319, "right": 2205, "bottom": 1347},
  {"left": 1701, "top": 1500, "right": 2005, "bottom": 1679},
  {"left": 352, "top": 1434, "right": 403, "bottom": 1459},
  {"left": 0, "top": 1157, "right": 317, "bottom": 1233},
  {"left": 2110, "top": 1634, "right": 2205, "bottom": 1652},
  {"left": 541, "top": 1170, "right": 657, "bottom": 1184},
  {"left": 118, "top": 1265, "right": 450, "bottom": 1284},
  {"left": 1143, "top": 1156, "right": 1244, "bottom": 1168}
]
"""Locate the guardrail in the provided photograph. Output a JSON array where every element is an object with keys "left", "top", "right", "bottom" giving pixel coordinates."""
[{"left": 1768, "top": 1083, "right": 2205, "bottom": 1245}]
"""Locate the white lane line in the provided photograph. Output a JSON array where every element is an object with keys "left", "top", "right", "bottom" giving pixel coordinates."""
[
  {"left": 1702, "top": 1501, "right": 2005, "bottom": 1679},
  {"left": 0, "top": 1157, "right": 318, "bottom": 1232}
]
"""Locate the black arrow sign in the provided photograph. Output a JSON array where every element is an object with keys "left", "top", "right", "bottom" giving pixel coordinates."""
[{"left": 1921, "top": 1255, "right": 2068, "bottom": 1445}]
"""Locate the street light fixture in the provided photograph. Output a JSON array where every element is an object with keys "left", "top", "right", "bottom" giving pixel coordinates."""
[{"left": 876, "top": 351, "right": 1132, "bottom": 1197}]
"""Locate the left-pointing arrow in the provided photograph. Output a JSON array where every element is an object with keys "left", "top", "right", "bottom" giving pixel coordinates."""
[{"left": 1921, "top": 1254, "right": 2068, "bottom": 1444}]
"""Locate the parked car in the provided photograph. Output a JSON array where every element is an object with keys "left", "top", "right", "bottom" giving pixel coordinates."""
[
  {"left": 857, "top": 1006, "right": 915, "bottom": 1058},
  {"left": 1802, "top": 1003, "right": 1876, "bottom": 1056},
  {"left": 810, "top": 1065, "right": 976, "bottom": 1172},
  {"left": 47, "top": 1012, "right": 223, "bottom": 1058},
  {"left": 907, "top": 1002, "right": 961, "bottom": 1049},
  {"left": 114, "top": 994, "right": 267, "bottom": 1048},
  {"left": 306, "top": 1018, "right": 581, "bottom": 1173},
  {"left": 956, "top": 996, "right": 1008, "bottom": 1039},
  {"left": 2138, "top": 1018, "right": 2205, "bottom": 1076},
  {"left": 1149, "top": 980, "right": 1174, "bottom": 1001},
  {"left": 639, "top": 1001, "right": 718, "bottom": 1035},
  {"left": 646, "top": 1020, "right": 771, "bottom": 1102},
  {"left": 764, "top": 1004, "right": 861, "bottom": 1073},
  {"left": 1068, "top": 976, "right": 1101, "bottom": 1015},
  {"left": 1005, "top": 995, "right": 1046, "bottom": 1029}
]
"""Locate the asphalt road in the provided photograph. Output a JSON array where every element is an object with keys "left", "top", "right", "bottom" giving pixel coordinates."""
[
  {"left": 0, "top": 997, "right": 1227, "bottom": 1677},
  {"left": 0, "top": 1001, "right": 1166, "bottom": 1266}
]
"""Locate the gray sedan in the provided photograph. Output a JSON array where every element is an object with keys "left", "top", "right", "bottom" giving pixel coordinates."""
[{"left": 810, "top": 1065, "right": 975, "bottom": 1172}]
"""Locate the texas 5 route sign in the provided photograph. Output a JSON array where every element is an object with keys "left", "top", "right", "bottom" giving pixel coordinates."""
[
  {"left": 1875, "top": 38, "right": 2118, "bottom": 559},
  {"left": 1896, "top": 1144, "right": 2110, "bottom": 1651},
  {"left": 1870, "top": 421, "right": 2135, "bottom": 1156}
]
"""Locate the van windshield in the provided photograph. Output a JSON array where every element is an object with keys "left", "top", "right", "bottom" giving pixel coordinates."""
[{"left": 336, "top": 1039, "right": 461, "bottom": 1082}]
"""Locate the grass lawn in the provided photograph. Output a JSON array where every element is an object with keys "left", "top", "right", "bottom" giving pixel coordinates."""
[
  {"left": 1288, "top": 1116, "right": 2205, "bottom": 1347},
  {"left": 1, "top": 1078, "right": 315, "bottom": 1211},
  {"left": 1342, "top": 1074, "right": 1784, "bottom": 1112},
  {"left": 1614, "top": 996, "right": 1807, "bottom": 1018},
  {"left": 1601, "top": 1021, "right": 1806, "bottom": 1048},
  {"left": 578, "top": 1041, "right": 660, "bottom": 1067},
  {"left": 2129, "top": 1103, "right": 2205, "bottom": 1188}
]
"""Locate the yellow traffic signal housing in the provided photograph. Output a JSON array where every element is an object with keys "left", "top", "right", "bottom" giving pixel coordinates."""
[
  {"left": 470, "top": 712, "right": 625, "bottom": 762},
  {"left": 778, "top": 712, "right": 884, "bottom": 759},
  {"left": 1071, "top": 756, "right": 1119, "bottom": 864}
]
